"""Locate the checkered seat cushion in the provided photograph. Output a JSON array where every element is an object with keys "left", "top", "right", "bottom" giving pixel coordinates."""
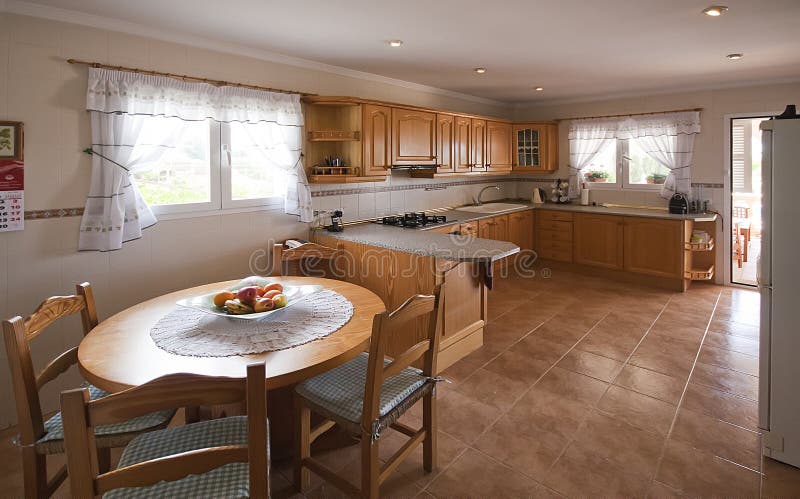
[
  {"left": 295, "top": 352, "right": 433, "bottom": 438},
  {"left": 104, "top": 416, "right": 257, "bottom": 499},
  {"left": 35, "top": 385, "right": 174, "bottom": 455}
]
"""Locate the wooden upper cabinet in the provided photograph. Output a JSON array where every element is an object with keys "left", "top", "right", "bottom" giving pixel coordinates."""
[
  {"left": 623, "top": 217, "right": 684, "bottom": 278},
  {"left": 513, "top": 122, "right": 558, "bottom": 172},
  {"left": 362, "top": 104, "right": 392, "bottom": 176},
  {"left": 507, "top": 210, "right": 534, "bottom": 251},
  {"left": 470, "top": 119, "right": 486, "bottom": 170},
  {"left": 391, "top": 107, "right": 437, "bottom": 165},
  {"left": 574, "top": 213, "right": 624, "bottom": 270},
  {"left": 486, "top": 121, "right": 513, "bottom": 171},
  {"left": 454, "top": 116, "right": 472, "bottom": 172},
  {"left": 436, "top": 114, "right": 455, "bottom": 173}
]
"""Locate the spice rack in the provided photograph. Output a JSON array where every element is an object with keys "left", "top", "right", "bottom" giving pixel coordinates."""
[
  {"left": 684, "top": 239, "right": 715, "bottom": 251},
  {"left": 307, "top": 130, "right": 360, "bottom": 142},
  {"left": 685, "top": 265, "right": 715, "bottom": 281}
]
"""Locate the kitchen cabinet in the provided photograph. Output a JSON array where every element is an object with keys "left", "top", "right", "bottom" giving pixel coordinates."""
[
  {"left": 362, "top": 104, "right": 392, "bottom": 176},
  {"left": 478, "top": 214, "right": 508, "bottom": 241},
  {"left": 574, "top": 213, "right": 624, "bottom": 269},
  {"left": 470, "top": 119, "right": 486, "bottom": 171},
  {"left": 459, "top": 221, "right": 478, "bottom": 236},
  {"left": 453, "top": 116, "right": 472, "bottom": 172},
  {"left": 486, "top": 121, "right": 513, "bottom": 171},
  {"left": 391, "top": 107, "right": 437, "bottom": 165},
  {"left": 513, "top": 122, "right": 558, "bottom": 173},
  {"left": 507, "top": 210, "right": 534, "bottom": 251},
  {"left": 623, "top": 217, "right": 683, "bottom": 278},
  {"left": 436, "top": 114, "right": 455, "bottom": 173},
  {"left": 536, "top": 210, "right": 573, "bottom": 262}
]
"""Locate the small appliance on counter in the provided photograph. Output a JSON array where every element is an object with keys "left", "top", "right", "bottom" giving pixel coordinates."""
[
  {"left": 550, "top": 179, "right": 570, "bottom": 204},
  {"left": 326, "top": 210, "right": 344, "bottom": 232},
  {"left": 531, "top": 187, "right": 545, "bottom": 205},
  {"left": 668, "top": 193, "right": 689, "bottom": 214}
]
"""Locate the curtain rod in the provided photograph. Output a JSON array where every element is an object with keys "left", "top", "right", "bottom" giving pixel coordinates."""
[
  {"left": 555, "top": 107, "right": 703, "bottom": 122},
  {"left": 66, "top": 58, "right": 316, "bottom": 97}
]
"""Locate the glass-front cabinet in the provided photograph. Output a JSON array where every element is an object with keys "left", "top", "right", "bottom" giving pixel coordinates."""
[{"left": 512, "top": 122, "right": 558, "bottom": 173}]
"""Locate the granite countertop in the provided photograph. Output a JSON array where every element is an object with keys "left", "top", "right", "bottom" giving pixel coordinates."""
[{"left": 312, "top": 223, "right": 519, "bottom": 263}]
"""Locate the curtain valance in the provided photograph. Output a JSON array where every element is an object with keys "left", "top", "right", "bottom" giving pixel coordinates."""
[{"left": 87, "top": 68, "right": 304, "bottom": 126}]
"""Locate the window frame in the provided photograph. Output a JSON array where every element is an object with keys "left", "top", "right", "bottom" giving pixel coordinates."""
[
  {"left": 141, "top": 119, "right": 285, "bottom": 217},
  {"left": 583, "top": 138, "right": 668, "bottom": 191}
]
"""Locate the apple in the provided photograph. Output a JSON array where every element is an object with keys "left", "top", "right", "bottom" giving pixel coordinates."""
[
  {"left": 263, "top": 290, "right": 281, "bottom": 300},
  {"left": 236, "top": 286, "right": 260, "bottom": 307},
  {"left": 261, "top": 283, "right": 283, "bottom": 294},
  {"left": 272, "top": 293, "right": 288, "bottom": 308},
  {"left": 253, "top": 298, "right": 275, "bottom": 313}
]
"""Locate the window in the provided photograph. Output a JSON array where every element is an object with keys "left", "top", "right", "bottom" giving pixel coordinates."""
[
  {"left": 583, "top": 138, "right": 671, "bottom": 190},
  {"left": 131, "top": 117, "right": 284, "bottom": 215}
]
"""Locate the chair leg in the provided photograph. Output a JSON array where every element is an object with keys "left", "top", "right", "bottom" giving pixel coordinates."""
[
  {"left": 293, "top": 397, "right": 310, "bottom": 492},
  {"left": 97, "top": 447, "right": 112, "bottom": 474},
  {"left": 22, "top": 447, "right": 47, "bottom": 499},
  {"left": 423, "top": 392, "right": 437, "bottom": 472},
  {"left": 361, "top": 433, "right": 380, "bottom": 499}
]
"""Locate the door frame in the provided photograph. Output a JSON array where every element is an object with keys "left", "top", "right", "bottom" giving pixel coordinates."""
[{"left": 722, "top": 111, "right": 778, "bottom": 287}]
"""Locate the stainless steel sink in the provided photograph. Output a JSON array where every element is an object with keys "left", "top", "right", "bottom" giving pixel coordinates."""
[{"left": 456, "top": 203, "right": 528, "bottom": 214}]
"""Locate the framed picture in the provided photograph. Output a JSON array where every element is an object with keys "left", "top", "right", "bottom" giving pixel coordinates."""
[{"left": 0, "top": 121, "right": 23, "bottom": 161}]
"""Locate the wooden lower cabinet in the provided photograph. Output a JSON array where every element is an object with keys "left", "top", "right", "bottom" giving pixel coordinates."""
[
  {"left": 574, "top": 214, "right": 624, "bottom": 270},
  {"left": 535, "top": 211, "right": 573, "bottom": 262},
  {"left": 478, "top": 215, "right": 508, "bottom": 240},
  {"left": 623, "top": 217, "right": 684, "bottom": 278},
  {"left": 507, "top": 210, "right": 534, "bottom": 251}
]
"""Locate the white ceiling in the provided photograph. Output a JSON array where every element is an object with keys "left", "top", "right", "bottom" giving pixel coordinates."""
[{"left": 14, "top": 0, "right": 800, "bottom": 104}]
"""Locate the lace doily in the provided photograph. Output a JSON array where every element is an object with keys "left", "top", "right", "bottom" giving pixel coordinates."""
[{"left": 150, "top": 289, "right": 354, "bottom": 357}]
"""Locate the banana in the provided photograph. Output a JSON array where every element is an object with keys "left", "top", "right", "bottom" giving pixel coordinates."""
[{"left": 224, "top": 299, "right": 254, "bottom": 315}]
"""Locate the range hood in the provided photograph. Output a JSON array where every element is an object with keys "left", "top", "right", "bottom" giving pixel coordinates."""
[{"left": 391, "top": 164, "right": 439, "bottom": 171}]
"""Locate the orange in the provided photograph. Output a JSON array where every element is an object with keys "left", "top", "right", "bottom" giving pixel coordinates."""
[
  {"left": 261, "top": 283, "right": 283, "bottom": 294},
  {"left": 213, "top": 291, "right": 235, "bottom": 308},
  {"left": 263, "top": 290, "right": 281, "bottom": 300}
]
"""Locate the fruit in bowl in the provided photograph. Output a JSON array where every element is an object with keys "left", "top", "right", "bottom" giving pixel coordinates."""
[{"left": 213, "top": 283, "right": 289, "bottom": 315}]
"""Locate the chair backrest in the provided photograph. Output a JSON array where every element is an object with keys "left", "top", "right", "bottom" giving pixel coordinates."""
[
  {"left": 733, "top": 206, "right": 750, "bottom": 219},
  {"left": 61, "top": 362, "right": 269, "bottom": 499},
  {"left": 271, "top": 241, "right": 341, "bottom": 277},
  {"left": 361, "top": 284, "right": 444, "bottom": 430},
  {"left": 2, "top": 282, "right": 98, "bottom": 446}
]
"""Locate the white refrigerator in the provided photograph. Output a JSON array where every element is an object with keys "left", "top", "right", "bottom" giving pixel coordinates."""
[{"left": 759, "top": 117, "right": 800, "bottom": 468}]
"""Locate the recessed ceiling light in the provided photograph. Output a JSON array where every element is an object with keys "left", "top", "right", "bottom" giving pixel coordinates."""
[
  {"left": 533, "top": 86, "right": 544, "bottom": 92},
  {"left": 474, "top": 67, "right": 487, "bottom": 74},
  {"left": 388, "top": 40, "right": 403, "bottom": 47},
  {"left": 726, "top": 53, "right": 744, "bottom": 60},
  {"left": 702, "top": 5, "right": 728, "bottom": 16}
]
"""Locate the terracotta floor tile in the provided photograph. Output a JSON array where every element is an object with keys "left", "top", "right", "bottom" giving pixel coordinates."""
[
  {"left": 597, "top": 385, "right": 676, "bottom": 436},
  {"left": 572, "top": 411, "right": 665, "bottom": 479},
  {"left": 436, "top": 389, "right": 502, "bottom": 444},
  {"left": 713, "top": 304, "right": 759, "bottom": 326},
  {"left": 697, "top": 344, "right": 758, "bottom": 376},
  {"left": 656, "top": 439, "right": 760, "bottom": 497},
  {"left": 704, "top": 330, "right": 760, "bottom": 357},
  {"left": 709, "top": 318, "right": 759, "bottom": 339},
  {"left": 575, "top": 327, "right": 642, "bottom": 362},
  {"left": 507, "top": 388, "right": 594, "bottom": 440},
  {"left": 544, "top": 441, "right": 652, "bottom": 497},
  {"left": 454, "top": 368, "right": 529, "bottom": 411},
  {"left": 762, "top": 457, "right": 800, "bottom": 498},
  {"left": 377, "top": 428, "right": 467, "bottom": 489},
  {"left": 531, "top": 318, "right": 591, "bottom": 348},
  {"left": 556, "top": 349, "right": 623, "bottom": 382},
  {"left": 613, "top": 364, "right": 685, "bottom": 405},
  {"left": 647, "top": 480, "right": 685, "bottom": 498},
  {"left": 534, "top": 366, "right": 609, "bottom": 406},
  {"left": 691, "top": 362, "right": 758, "bottom": 400},
  {"left": 681, "top": 383, "right": 760, "bottom": 432},
  {"left": 474, "top": 414, "right": 568, "bottom": 481},
  {"left": 657, "top": 307, "right": 712, "bottom": 330},
  {"left": 426, "top": 448, "right": 540, "bottom": 498},
  {"left": 670, "top": 407, "right": 761, "bottom": 470},
  {"left": 647, "top": 320, "right": 707, "bottom": 344},
  {"left": 483, "top": 347, "right": 551, "bottom": 386},
  {"left": 629, "top": 334, "right": 699, "bottom": 378}
]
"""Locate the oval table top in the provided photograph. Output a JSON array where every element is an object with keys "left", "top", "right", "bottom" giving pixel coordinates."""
[{"left": 78, "top": 276, "right": 386, "bottom": 392}]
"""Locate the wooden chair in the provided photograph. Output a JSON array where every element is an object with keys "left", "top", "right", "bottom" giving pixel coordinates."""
[
  {"left": 271, "top": 241, "right": 341, "bottom": 277},
  {"left": 61, "top": 362, "right": 270, "bottom": 499},
  {"left": 2, "top": 283, "right": 175, "bottom": 499},
  {"left": 293, "top": 285, "right": 444, "bottom": 499},
  {"left": 733, "top": 205, "right": 752, "bottom": 262}
]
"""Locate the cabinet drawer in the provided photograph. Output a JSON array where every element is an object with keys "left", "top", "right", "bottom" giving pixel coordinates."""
[
  {"left": 537, "top": 220, "right": 573, "bottom": 233},
  {"left": 537, "top": 210, "right": 573, "bottom": 222},
  {"left": 538, "top": 228, "right": 573, "bottom": 243},
  {"left": 537, "top": 247, "right": 573, "bottom": 262},
  {"left": 538, "top": 239, "right": 572, "bottom": 254},
  {"left": 459, "top": 221, "right": 478, "bottom": 235}
]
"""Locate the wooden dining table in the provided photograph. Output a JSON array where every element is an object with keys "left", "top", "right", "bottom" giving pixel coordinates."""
[{"left": 78, "top": 276, "right": 386, "bottom": 456}]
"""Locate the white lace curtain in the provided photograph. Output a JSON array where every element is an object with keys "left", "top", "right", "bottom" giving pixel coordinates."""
[
  {"left": 567, "top": 111, "right": 701, "bottom": 199},
  {"left": 79, "top": 68, "right": 310, "bottom": 251},
  {"left": 567, "top": 119, "right": 618, "bottom": 198}
]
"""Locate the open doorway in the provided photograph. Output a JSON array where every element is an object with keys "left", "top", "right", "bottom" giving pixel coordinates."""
[{"left": 730, "top": 116, "right": 770, "bottom": 286}]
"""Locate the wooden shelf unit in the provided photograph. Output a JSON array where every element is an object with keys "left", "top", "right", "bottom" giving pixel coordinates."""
[
  {"left": 685, "top": 265, "right": 715, "bottom": 280},
  {"left": 304, "top": 102, "right": 364, "bottom": 183},
  {"left": 683, "top": 219, "right": 717, "bottom": 286},
  {"left": 307, "top": 130, "right": 360, "bottom": 142}
]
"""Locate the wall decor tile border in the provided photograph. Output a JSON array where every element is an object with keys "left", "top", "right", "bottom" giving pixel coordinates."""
[
  {"left": 24, "top": 207, "right": 84, "bottom": 220},
  {"left": 310, "top": 176, "right": 552, "bottom": 198},
  {"left": 691, "top": 182, "right": 724, "bottom": 188}
]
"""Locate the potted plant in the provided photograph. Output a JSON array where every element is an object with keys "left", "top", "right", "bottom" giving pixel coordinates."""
[
  {"left": 647, "top": 173, "right": 667, "bottom": 184},
  {"left": 584, "top": 171, "right": 609, "bottom": 183}
]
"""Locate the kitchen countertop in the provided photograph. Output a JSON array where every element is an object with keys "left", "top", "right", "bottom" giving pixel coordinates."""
[{"left": 312, "top": 222, "right": 519, "bottom": 263}]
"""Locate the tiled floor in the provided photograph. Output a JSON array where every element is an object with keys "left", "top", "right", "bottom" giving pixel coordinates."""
[{"left": 2, "top": 267, "right": 800, "bottom": 497}]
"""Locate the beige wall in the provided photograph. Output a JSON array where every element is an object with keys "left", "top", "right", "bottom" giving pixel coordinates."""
[{"left": 0, "top": 12, "right": 510, "bottom": 429}]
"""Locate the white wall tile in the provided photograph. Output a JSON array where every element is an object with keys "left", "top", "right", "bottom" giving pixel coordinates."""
[
  {"left": 340, "top": 194, "right": 358, "bottom": 222},
  {"left": 357, "top": 192, "right": 376, "bottom": 219}
]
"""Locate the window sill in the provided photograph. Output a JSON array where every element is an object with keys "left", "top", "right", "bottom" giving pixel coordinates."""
[
  {"left": 586, "top": 184, "right": 664, "bottom": 192},
  {"left": 154, "top": 203, "right": 287, "bottom": 221}
]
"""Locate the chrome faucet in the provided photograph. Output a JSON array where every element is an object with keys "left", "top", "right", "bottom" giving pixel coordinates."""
[{"left": 476, "top": 185, "right": 500, "bottom": 205}]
